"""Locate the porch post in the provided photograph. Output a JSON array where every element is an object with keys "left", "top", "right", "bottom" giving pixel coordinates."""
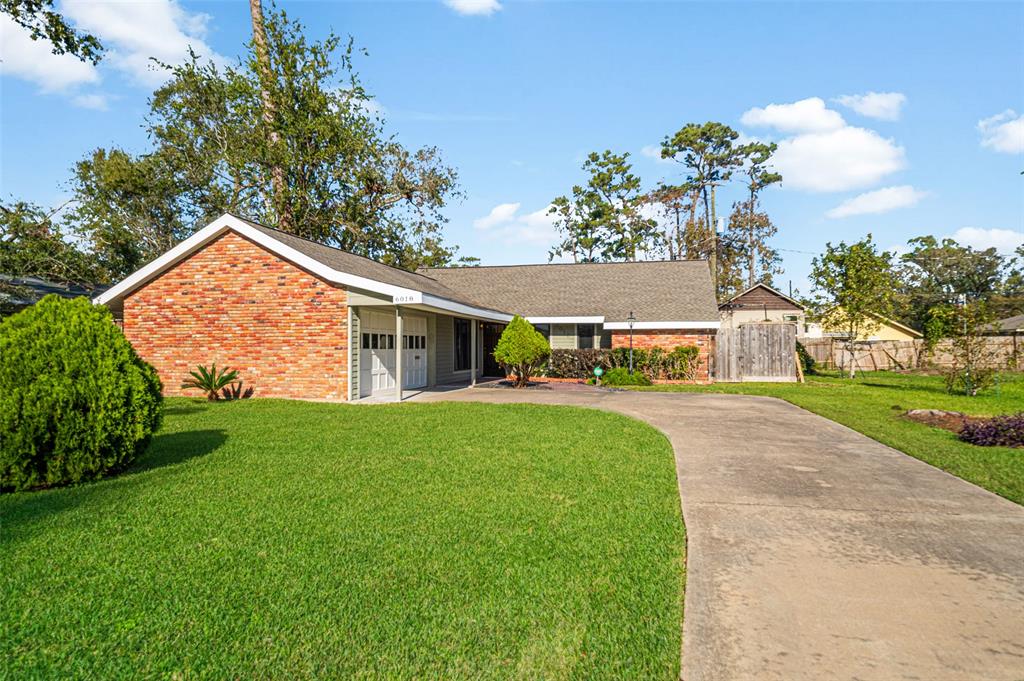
[
  {"left": 395, "top": 306, "right": 403, "bottom": 402},
  {"left": 470, "top": 318, "right": 477, "bottom": 386}
]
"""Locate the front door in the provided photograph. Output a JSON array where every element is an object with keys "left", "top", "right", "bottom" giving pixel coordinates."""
[{"left": 482, "top": 323, "right": 506, "bottom": 377}]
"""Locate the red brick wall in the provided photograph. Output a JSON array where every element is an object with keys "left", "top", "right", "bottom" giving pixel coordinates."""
[
  {"left": 611, "top": 329, "right": 715, "bottom": 382},
  {"left": 123, "top": 231, "right": 349, "bottom": 400}
]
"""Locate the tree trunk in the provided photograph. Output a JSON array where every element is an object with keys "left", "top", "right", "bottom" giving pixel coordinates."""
[
  {"left": 747, "top": 191, "right": 757, "bottom": 288},
  {"left": 703, "top": 185, "right": 716, "bottom": 295},
  {"left": 249, "top": 0, "right": 292, "bottom": 231}
]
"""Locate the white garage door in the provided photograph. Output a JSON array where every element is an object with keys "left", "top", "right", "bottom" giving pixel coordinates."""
[
  {"left": 360, "top": 311, "right": 396, "bottom": 398},
  {"left": 402, "top": 315, "right": 427, "bottom": 389}
]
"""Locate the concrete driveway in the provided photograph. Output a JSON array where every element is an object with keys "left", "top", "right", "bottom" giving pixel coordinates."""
[{"left": 417, "top": 386, "right": 1024, "bottom": 681}]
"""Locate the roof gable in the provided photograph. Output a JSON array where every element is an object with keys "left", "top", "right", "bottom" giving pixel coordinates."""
[
  {"left": 94, "top": 214, "right": 510, "bottom": 320},
  {"left": 721, "top": 283, "right": 804, "bottom": 311}
]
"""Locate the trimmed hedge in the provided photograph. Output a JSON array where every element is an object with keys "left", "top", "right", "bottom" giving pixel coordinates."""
[
  {"left": 546, "top": 346, "right": 702, "bottom": 381},
  {"left": 0, "top": 296, "right": 163, "bottom": 491}
]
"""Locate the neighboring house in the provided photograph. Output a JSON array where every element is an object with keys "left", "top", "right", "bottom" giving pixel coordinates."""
[
  {"left": 718, "top": 283, "right": 812, "bottom": 336},
  {"left": 95, "top": 214, "right": 720, "bottom": 401},
  {"left": 0, "top": 274, "right": 107, "bottom": 317},
  {"left": 984, "top": 314, "right": 1024, "bottom": 336},
  {"left": 819, "top": 309, "right": 923, "bottom": 341}
]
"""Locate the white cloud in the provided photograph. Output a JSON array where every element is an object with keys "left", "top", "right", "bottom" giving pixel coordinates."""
[
  {"left": 949, "top": 227, "right": 1024, "bottom": 253},
  {"left": 443, "top": 0, "right": 502, "bottom": 16},
  {"left": 772, "top": 125, "right": 906, "bottom": 192},
  {"left": 833, "top": 92, "right": 906, "bottom": 121},
  {"left": 641, "top": 144, "right": 672, "bottom": 164},
  {"left": 473, "top": 202, "right": 557, "bottom": 244},
  {"left": 740, "top": 97, "right": 845, "bottom": 133},
  {"left": 825, "top": 185, "right": 928, "bottom": 219},
  {"left": 72, "top": 93, "right": 110, "bottom": 110},
  {"left": 473, "top": 202, "right": 521, "bottom": 230},
  {"left": 61, "top": 0, "right": 226, "bottom": 87},
  {"left": 0, "top": 15, "right": 99, "bottom": 91},
  {"left": 977, "top": 110, "right": 1024, "bottom": 154}
]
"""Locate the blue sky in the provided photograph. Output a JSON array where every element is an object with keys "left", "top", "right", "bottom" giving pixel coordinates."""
[{"left": 2, "top": 0, "right": 1022, "bottom": 292}]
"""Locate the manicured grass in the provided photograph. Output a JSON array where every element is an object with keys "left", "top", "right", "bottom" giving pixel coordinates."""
[
  {"left": 633, "top": 371, "right": 1024, "bottom": 505},
  {"left": 1, "top": 400, "right": 684, "bottom": 679}
]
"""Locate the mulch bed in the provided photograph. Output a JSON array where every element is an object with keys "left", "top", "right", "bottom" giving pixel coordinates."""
[{"left": 903, "top": 409, "right": 981, "bottom": 434}]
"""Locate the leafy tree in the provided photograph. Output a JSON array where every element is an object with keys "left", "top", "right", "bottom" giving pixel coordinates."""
[
  {"left": 549, "top": 151, "right": 659, "bottom": 262},
  {"left": 810, "top": 235, "right": 897, "bottom": 378},
  {"left": 548, "top": 189, "right": 604, "bottom": 262},
  {"left": 69, "top": 8, "right": 465, "bottom": 274},
  {"left": 583, "top": 151, "right": 660, "bottom": 261},
  {"left": 896, "top": 236, "right": 1006, "bottom": 341},
  {"left": 493, "top": 315, "right": 550, "bottom": 388},
  {"left": 0, "top": 201, "right": 100, "bottom": 299},
  {"left": 1, "top": 0, "right": 102, "bottom": 63},
  {"left": 661, "top": 122, "right": 745, "bottom": 293},
  {"left": 943, "top": 300, "right": 998, "bottom": 396},
  {"left": 735, "top": 142, "right": 782, "bottom": 289},
  {"left": 724, "top": 199, "right": 781, "bottom": 295}
]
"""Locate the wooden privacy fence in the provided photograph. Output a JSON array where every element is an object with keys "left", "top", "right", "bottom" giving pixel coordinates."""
[
  {"left": 715, "top": 323, "right": 797, "bottom": 382},
  {"left": 801, "top": 336, "right": 1021, "bottom": 372}
]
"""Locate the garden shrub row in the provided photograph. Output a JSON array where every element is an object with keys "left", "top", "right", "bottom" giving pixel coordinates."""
[{"left": 545, "top": 346, "right": 702, "bottom": 381}]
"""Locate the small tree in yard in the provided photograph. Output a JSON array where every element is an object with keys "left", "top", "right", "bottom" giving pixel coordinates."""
[
  {"left": 810, "top": 235, "right": 897, "bottom": 378},
  {"left": 493, "top": 315, "right": 550, "bottom": 388},
  {"left": 944, "top": 300, "right": 998, "bottom": 396}
]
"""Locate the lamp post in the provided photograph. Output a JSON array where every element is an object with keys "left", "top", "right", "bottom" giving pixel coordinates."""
[{"left": 627, "top": 310, "right": 636, "bottom": 374}]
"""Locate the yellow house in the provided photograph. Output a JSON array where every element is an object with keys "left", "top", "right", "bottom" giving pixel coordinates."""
[{"left": 819, "top": 308, "right": 923, "bottom": 341}]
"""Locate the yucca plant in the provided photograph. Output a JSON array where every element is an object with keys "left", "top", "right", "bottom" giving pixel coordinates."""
[{"left": 181, "top": 364, "right": 240, "bottom": 401}]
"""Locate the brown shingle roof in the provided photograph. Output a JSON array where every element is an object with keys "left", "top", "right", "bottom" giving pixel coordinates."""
[
  {"left": 418, "top": 260, "right": 718, "bottom": 323},
  {"left": 232, "top": 215, "right": 717, "bottom": 322}
]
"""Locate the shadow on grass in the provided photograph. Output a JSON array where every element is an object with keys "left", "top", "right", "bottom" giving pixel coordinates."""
[
  {"left": 1, "top": 430, "right": 227, "bottom": 544},
  {"left": 127, "top": 429, "right": 227, "bottom": 475}
]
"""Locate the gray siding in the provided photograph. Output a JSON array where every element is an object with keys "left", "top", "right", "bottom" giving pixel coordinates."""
[
  {"left": 434, "top": 313, "right": 479, "bottom": 385},
  {"left": 349, "top": 307, "right": 361, "bottom": 399},
  {"left": 551, "top": 323, "right": 577, "bottom": 349}
]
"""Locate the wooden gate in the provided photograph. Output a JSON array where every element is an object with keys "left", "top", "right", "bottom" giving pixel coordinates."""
[{"left": 715, "top": 323, "right": 797, "bottom": 382}]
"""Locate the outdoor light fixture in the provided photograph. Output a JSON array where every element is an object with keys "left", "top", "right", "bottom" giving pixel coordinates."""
[{"left": 627, "top": 310, "right": 636, "bottom": 374}]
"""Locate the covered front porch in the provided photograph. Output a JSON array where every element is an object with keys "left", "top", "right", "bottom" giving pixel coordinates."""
[{"left": 349, "top": 294, "right": 508, "bottom": 401}]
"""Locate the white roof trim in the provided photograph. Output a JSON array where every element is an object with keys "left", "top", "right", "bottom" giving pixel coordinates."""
[
  {"left": 526, "top": 316, "right": 604, "bottom": 324},
  {"left": 93, "top": 214, "right": 514, "bottom": 322},
  {"left": 603, "top": 321, "right": 721, "bottom": 330},
  {"left": 419, "top": 293, "right": 512, "bottom": 323}
]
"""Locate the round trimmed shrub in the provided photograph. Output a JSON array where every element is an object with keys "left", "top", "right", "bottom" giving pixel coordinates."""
[{"left": 0, "top": 295, "right": 163, "bottom": 491}]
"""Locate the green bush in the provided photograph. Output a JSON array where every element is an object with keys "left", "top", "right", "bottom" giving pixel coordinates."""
[
  {"left": 0, "top": 296, "right": 163, "bottom": 491},
  {"left": 493, "top": 315, "right": 550, "bottom": 388},
  {"left": 598, "top": 367, "right": 652, "bottom": 387},
  {"left": 796, "top": 341, "right": 815, "bottom": 375},
  {"left": 547, "top": 349, "right": 611, "bottom": 378}
]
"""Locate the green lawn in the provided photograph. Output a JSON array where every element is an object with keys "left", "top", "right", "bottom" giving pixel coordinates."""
[
  {"left": 1, "top": 400, "right": 685, "bottom": 679},
  {"left": 633, "top": 371, "right": 1024, "bottom": 505}
]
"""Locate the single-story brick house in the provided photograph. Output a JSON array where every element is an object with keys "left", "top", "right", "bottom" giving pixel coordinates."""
[{"left": 95, "top": 214, "right": 720, "bottom": 401}]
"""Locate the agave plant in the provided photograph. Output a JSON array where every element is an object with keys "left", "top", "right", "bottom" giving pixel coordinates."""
[{"left": 181, "top": 364, "right": 240, "bottom": 401}]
